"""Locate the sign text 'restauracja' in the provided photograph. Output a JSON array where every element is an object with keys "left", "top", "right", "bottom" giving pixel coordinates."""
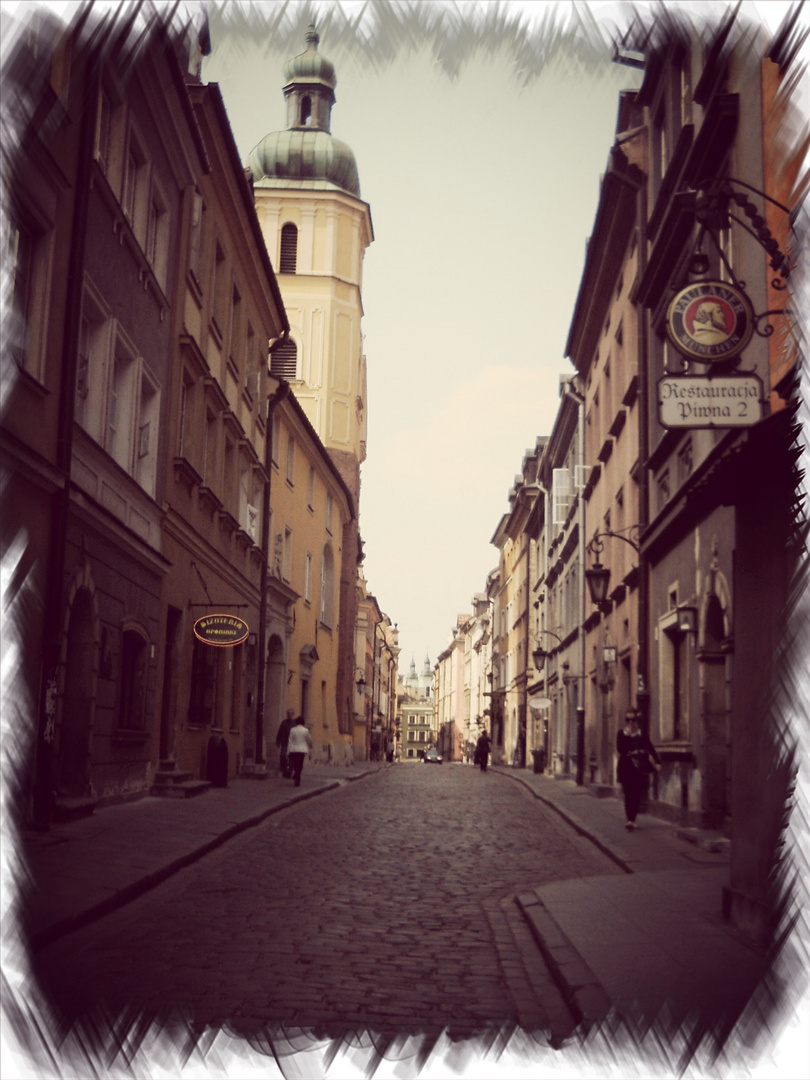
[{"left": 658, "top": 375, "right": 763, "bottom": 428}]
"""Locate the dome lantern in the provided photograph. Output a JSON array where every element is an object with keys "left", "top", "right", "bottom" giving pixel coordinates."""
[{"left": 247, "top": 25, "right": 361, "bottom": 197}]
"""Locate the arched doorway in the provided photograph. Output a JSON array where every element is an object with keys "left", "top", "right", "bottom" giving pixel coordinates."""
[
  {"left": 266, "top": 634, "right": 285, "bottom": 751},
  {"left": 58, "top": 589, "right": 96, "bottom": 796},
  {"left": 700, "top": 592, "right": 731, "bottom": 826}
]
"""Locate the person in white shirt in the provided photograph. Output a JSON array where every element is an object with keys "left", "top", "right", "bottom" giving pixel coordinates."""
[{"left": 286, "top": 717, "right": 313, "bottom": 787}]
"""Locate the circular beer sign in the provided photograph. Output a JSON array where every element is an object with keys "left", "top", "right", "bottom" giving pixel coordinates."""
[
  {"left": 193, "top": 614, "right": 250, "bottom": 647},
  {"left": 666, "top": 280, "right": 754, "bottom": 364}
]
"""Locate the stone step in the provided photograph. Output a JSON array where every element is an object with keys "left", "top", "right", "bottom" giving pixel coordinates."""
[
  {"left": 150, "top": 778, "right": 211, "bottom": 799},
  {"left": 152, "top": 768, "right": 195, "bottom": 786},
  {"left": 52, "top": 797, "right": 98, "bottom": 823}
]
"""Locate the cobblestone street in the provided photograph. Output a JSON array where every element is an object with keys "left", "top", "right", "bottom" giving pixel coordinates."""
[{"left": 31, "top": 765, "right": 622, "bottom": 1043}]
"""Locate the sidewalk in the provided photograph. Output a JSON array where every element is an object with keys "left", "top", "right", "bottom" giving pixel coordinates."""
[
  {"left": 489, "top": 765, "right": 773, "bottom": 1042},
  {"left": 19, "top": 761, "right": 388, "bottom": 951}
]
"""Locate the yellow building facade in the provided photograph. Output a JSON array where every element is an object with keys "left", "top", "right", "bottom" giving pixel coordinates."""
[{"left": 267, "top": 387, "right": 355, "bottom": 764}]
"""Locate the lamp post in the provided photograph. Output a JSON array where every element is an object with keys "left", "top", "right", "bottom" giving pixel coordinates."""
[{"left": 584, "top": 527, "right": 649, "bottom": 753}]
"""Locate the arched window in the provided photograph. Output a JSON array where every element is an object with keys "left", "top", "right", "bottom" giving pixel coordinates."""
[
  {"left": 279, "top": 223, "right": 298, "bottom": 274},
  {"left": 270, "top": 337, "right": 298, "bottom": 380},
  {"left": 320, "top": 543, "right": 335, "bottom": 628},
  {"left": 300, "top": 96, "right": 312, "bottom": 125}
]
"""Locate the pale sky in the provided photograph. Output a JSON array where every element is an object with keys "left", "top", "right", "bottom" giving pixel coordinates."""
[{"left": 203, "top": 0, "right": 801, "bottom": 679}]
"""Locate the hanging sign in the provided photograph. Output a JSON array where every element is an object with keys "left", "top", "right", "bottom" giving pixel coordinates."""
[
  {"left": 666, "top": 280, "right": 754, "bottom": 364},
  {"left": 193, "top": 614, "right": 250, "bottom": 647},
  {"left": 658, "top": 374, "right": 763, "bottom": 429}
]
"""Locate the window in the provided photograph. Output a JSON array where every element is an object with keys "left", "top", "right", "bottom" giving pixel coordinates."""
[
  {"left": 211, "top": 240, "right": 227, "bottom": 336},
  {"left": 7, "top": 213, "right": 54, "bottom": 382},
  {"left": 300, "top": 96, "right": 312, "bottom": 125},
  {"left": 271, "top": 337, "right": 297, "bottom": 380},
  {"left": 271, "top": 415, "right": 281, "bottom": 464},
  {"left": 229, "top": 284, "right": 242, "bottom": 369},
  {"left": 203, "top": 408, "right": 217, "bottom": 486},
  {"left": 286, "top": 436, "right": 295, "bottom": 485},
  {"left": 325, "top": 493, "right": 333, "bottom": 534},
  {"left": 320, "top": 543, "right": 335, "bottom": 628},
  {"left": 279, "top": 223, "right": 298, "bottom": 274},
  {"left": 146, "top": 183, "right": 169, "bottom": 288},
  {"left": 135, "top": 367, "right": 159, "bottom": 494},
  {"left": 188, "top": 190, "right": 203, "bottom": 282},
  {"left": 178, "top": 374, "right": 194, "bottom": 457},
  {"left": 95, "top": 87, "right": 112, "bottom": 172},
  {"left": 552, "top": 468, "right": 571, "bottom": 527},
  {"left": 76, "top": 288, "right": 111, "bottom": 437},
  {"left": 678, "top": 440, "right": 694, "bottom": 484},
  {"left": 307, "top": 465, "right": 315, "bottom": 510},
  {"left": 657, "top": 470, "right": 671, "bottom": 511},
  {"left": 98, "top": 328, "right": 161, "bottom": 497},
  {"left": 123, "top": 130, "right": 148, "bottom": 236},
  {"left": 118, "top": 629, "right": 148, "bottom": 731},
  {"left": 106, "top": 336, "right": 137, "bottom": 469},
  {"left": 239, "top": 461, "right": 250, "bottom": 531},
  {"left": 283, "top": 527, "right": 293, "bottom": 582},
  {"left": 304, "top": 552, "right": 312, "bottom": 604},
  {"left": 660, "top": 619, "right": 689, "bottom": 741}
]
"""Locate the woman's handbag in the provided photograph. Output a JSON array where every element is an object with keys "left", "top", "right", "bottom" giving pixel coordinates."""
[{"left": 630, "top": 750, "right": 654, "bottom": 773}]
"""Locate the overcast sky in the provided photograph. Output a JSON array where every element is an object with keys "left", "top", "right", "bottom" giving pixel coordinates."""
[{"left": 204, "top": 0, "right": 795, "bottom": 677}]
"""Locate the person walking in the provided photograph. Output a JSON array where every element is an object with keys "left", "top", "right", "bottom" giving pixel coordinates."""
[
  {"left": 616, "top": 710, "right": 661, "bottom": 830},
  {"left": 287, "top": 716, "right": 313, "bottom": 787},
  {"left": 474, "top": 730, "right": 491, "bottom": 772},
  {"left": 276, "top": 710, "right": 295, "bottom": 778}
]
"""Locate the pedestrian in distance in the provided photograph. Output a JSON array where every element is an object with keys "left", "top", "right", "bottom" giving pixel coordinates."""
[
  {"left": 276, "top": 709, "right": 295, "bottom": 778},
  {"left": 287, "top": 716, "right": 313, "bottom": 787},
  {"left": 616, "top": 709, "right": 661, "bottom": 830},
  {"left": 475, "top": 730, "right": 491, "bottom": 772}
]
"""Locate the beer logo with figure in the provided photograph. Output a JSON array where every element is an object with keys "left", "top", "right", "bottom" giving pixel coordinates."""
[{"left": 666, "top": 281, "right": 754, "bottom": 363}]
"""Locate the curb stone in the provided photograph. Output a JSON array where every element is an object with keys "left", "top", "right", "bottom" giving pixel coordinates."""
[{"left": 516, "top": 891, "right": 612, "bottom": 1028}]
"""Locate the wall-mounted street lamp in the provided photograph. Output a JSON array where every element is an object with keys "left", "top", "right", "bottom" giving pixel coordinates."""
[
  {"left": 584, "top": 527, "right": 640, "bottom": 610},
  {"left": 355, "top": 672, "right": 366, "bottom": 693},
  {"left": 532, "top": 628, "right": 565, "bottom": 668},
  {"left": 676, "top": 605, "right": 698, "bottom": 635}
]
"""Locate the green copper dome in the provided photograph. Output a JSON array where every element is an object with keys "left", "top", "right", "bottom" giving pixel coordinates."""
[
  {"left": 283, "top": 26, "right": 336, "bottom": 90},
  {"left": 247, "top": 26, "right": 361, "bottom": 198},
  {"left": 247, "top": 130, "right": 360, "bottom": 196}
]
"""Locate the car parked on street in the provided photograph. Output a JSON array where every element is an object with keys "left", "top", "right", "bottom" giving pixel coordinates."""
[{"left": 422, "top": 748, "right": 443, "bottom": 764}]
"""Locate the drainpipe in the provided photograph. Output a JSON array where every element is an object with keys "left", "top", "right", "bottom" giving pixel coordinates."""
[
  {"left": 520, "top": 531, "right": 533, "bottom": 769},
  {"left": 255, "top": 361, "right": 289, "bottom": 768},
  {"left": 636, "top": 186, "right": 651, "bottom": 741},
  {"left": 32, "top": 60, "right": 99, "bottom": 829},
  {"left": 562, "top": 377, "right": 586, "bottom": 785}
]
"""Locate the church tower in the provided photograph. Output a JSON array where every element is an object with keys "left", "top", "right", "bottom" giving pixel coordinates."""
[
  {"left": 247, "top": 26, "right": 373, "bottom": 479},
  {"left": 247, "top": 26, "right": 373, "bottom": 740}
]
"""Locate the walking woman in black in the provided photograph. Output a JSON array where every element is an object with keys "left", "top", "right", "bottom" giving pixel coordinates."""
[{"left": 616, "top": 710, "right": 661, "bottom": 830}]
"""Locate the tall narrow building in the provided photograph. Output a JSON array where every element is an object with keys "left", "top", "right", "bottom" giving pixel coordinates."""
[{"left": 246, "top": 25, "right": 374, "bottom": 739}]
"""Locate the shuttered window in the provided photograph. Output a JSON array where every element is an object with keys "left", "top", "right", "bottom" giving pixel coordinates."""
[{"left": 279, "top": 223, "right": 298, "bottom": 273}]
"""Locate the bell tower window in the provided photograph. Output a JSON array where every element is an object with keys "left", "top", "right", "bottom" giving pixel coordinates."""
[
  {"left": 300, "top": 95, "right": 312, "bottom": 126},
  {"left": 279, "top": 223, "right": 298, "bottom": 274},
  {"left": 271, "top": 337, "right": 298, "bottom": 380}
]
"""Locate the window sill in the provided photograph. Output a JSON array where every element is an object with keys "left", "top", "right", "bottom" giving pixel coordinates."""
[{"left": 14, "top": 364, "right": 51, "bottom": 401}]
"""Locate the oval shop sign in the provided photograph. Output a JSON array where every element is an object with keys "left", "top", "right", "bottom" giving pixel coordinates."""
[{"left": 193, "top": 614, "right": 250, "bottom": 647}]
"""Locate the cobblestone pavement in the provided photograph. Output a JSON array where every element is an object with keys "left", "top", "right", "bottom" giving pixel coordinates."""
[{"left": 31, "top": 765, "right": 623, "bottom": 1045}]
